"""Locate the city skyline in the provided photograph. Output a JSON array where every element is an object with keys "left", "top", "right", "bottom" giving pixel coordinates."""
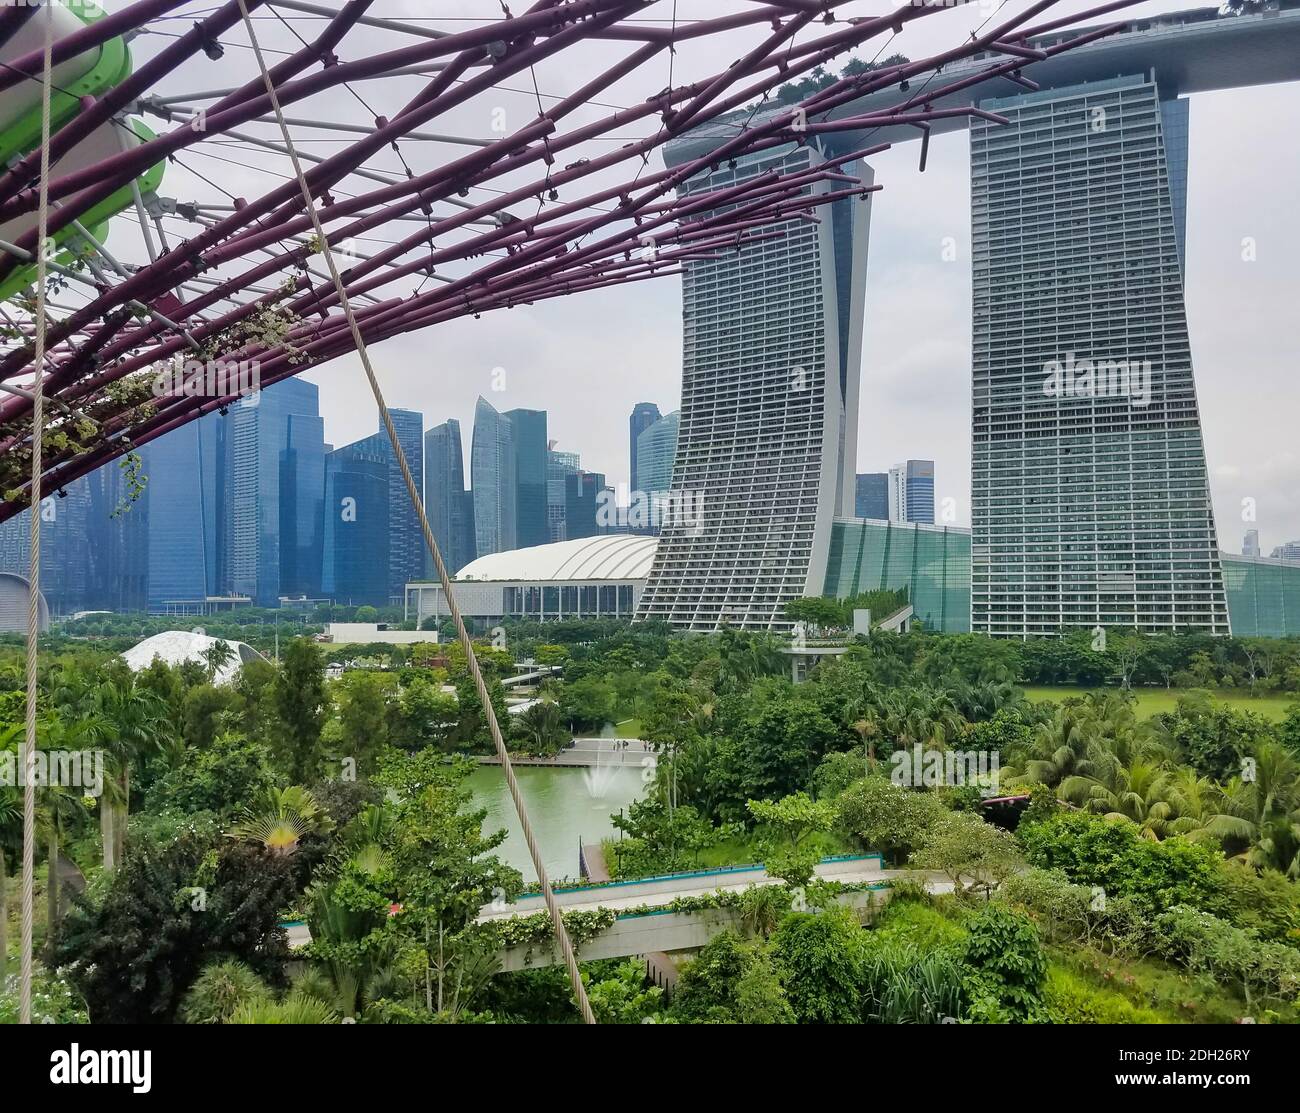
[{"left": 298, "top": 2, "right": 1300, "bottom": 560}]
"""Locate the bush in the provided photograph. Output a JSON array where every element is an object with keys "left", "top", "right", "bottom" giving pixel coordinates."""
[
  {"left": 180, "top": 960, "right": 272, "bottom": 1024},
  {"left": 835, "top": 776, "right": 947, "bottom": 865},
  {"left": 771, "top": 908, "right": 868, "bottom": 1024},
  {"left": 1018, "top": 811, "right": 1227, "bottom": 917},
  {"left": 1149, "top": 906, "right": 1300, "bottom": 1012},
  {"left": 959, "top": 903, "right": 1047, "bottom": 1021}
]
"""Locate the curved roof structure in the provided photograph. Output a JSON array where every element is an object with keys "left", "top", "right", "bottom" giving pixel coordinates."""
[
  {"left": 121, "top": 630, "right": 266, "bottom": 686},
  {"left": 456, "top": 535, "right": 658, "bottom": 583},
  {"left": 0, "top": 571, "right": 49, "bottom": 634}
]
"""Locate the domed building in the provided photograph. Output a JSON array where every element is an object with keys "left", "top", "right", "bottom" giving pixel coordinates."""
[
  {"left": 405, "top": 534, "right": 657, "bottom": 625},
  {"left": 121, "top": 630, "right": 266, "bottom": 685}
]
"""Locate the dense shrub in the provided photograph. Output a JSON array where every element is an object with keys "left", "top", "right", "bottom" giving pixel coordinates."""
[{"left": 1018, "top": 811, "right": 1227, "bottom": 917}]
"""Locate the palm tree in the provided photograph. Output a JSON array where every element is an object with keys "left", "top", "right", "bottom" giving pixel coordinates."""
[
  {"left": 1011, "top": 707, "right": 1101, "bottom": 788},
  {"left": 227, "top": 786, "right": 328, "bottom": 857},
  {"left": 1059, "top": 760, "right": 1186, "bottom": 840},
  {"left": 80, "top": 672, "right": 170, "bottom": 870},
  {"left": 202, "top": 640, "right": 237, "bottom": 683}
]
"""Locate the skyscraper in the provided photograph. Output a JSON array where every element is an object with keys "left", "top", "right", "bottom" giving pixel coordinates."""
[
  {"left": 1243, "top": 530, "right": 1261, "bottom": 558},
  {"left": 424, "top": 419, "right": 476, "bottom": 575},
  {"left": 854, "top": 473, "right": 888, "bottom": 520},
  {"left": 970, "top": 75, "right": 1227, "bottom": 636},
  {"left": 635, "top": 410, "right": 678, "bottom": 533},
  {"left": 142, "top": 414, "right": 226, "bottom": 610},
  {"left": 323, "top": 441, "right": 389, "bottom": 606},
  {"left": 227, "top": 378, "right": 325, "bottom": 607},
  {"left": 888, "top": 460, "right": 935, "bottom": 526},
  {"left": 629, "top": 402, "right": 661, "bottom": 494},
  {"left": 1271, "top": 541, "right": 1300, "bottom": 563},
  {"left": 546, "top": 446, "right": 579, "bottom": 543},
  {"left": 506, "top": 408, "right": 549, "bottom": 549},
  {"left": 343, "top": 410, "right": 424, "bottom": 599},
  {"left": 471, "top": 396, "right": 516, "bottom": 557},
  {"left": 638, "top": 142, "right": 872, "bottom": 628},
  {"left": 564, "top": 470, "right": 606, "bottom": 541}
]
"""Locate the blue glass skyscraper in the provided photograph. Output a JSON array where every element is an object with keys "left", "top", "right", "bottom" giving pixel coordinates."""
[
  {"left": 323, "top": 441, "right": 390, "bottom": 606},
  {"left": 505, "top": 408, "right": 548, "bottom": 550},
  {"left": 227, "top": 378, "right": 325, "bottom": 607},
  {"left": 629, "top": 402, "right": 661, "bottom": 494},
  {"left": 471, "top": 397, "right": 516, "bottom": 557},
  {"left": 424, "top": 419, "right": 476, "bottom": 575}
]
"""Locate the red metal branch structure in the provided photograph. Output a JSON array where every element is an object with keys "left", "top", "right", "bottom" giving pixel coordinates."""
[{"left": 0, "top": 0, "right": 1142, "bottom": 519}]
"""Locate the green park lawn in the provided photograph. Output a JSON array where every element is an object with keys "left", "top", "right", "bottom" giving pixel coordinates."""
[{"left": 1022, "top": 686, "right": 1297, "bottom": 722}]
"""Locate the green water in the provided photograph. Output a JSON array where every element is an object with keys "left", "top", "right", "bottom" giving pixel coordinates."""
[{"left": 468, "top": 764, "right": 646, "bottom": 884}]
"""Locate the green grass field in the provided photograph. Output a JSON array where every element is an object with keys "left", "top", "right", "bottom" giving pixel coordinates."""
[{"left": 1022, "top": 686, "right": 1297, "bottom": 722}]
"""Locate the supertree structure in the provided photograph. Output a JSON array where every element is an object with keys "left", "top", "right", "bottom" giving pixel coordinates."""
[{"left": 0, "top": 0, "right": 1141, "bottom": 520}]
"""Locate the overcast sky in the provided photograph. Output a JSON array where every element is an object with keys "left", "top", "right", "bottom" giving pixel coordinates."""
[{"left": 132, "top": 1, "right": 1300, "bottom": 554}]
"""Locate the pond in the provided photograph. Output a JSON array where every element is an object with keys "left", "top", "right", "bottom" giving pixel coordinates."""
[{"left": 467, "top": 762, "right": 646, "bottom": 884}]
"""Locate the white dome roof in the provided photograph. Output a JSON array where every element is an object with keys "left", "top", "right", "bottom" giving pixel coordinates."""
[
  {"left": 121, "top": 630, "right": 265, "bottom": 686},
  {"left": 455, "top": 534, "right": 658, "bottom": 582}
]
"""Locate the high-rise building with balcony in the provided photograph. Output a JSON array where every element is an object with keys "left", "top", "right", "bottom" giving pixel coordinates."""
[
  {"left": 970, "top": 74, "right": 1227, "bottom": 636},
  {"left": 637, "top": 143, "right": 872, "bottom": 628}
]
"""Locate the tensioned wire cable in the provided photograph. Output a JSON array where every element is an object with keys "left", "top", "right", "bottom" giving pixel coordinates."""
[
  {"left": 233, "top": 0, "right": 596, "bottom": 1024},
  {"left": 20, "top": 0, "right": 57, "bottom": 1027}
]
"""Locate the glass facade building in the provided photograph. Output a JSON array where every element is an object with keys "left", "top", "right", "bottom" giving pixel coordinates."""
[
  {"left": 854, "top": 473, "right": 888, "bottom": 520},
  {"left": 824, "top": 518, "right": 972, "bottom": 634},
  {"left": 143, "top": 414, "right": 225, "bottom": 610},
  {"left": 970, "top": 75, "right": 1227, "bottom": 637},
  {"left": 323, "top": 442, "right": 390, "bottom": 606},
  {"left": 1220, "top": 555, "right": 1300, "bottom": 638},
  {"left": 635, "top": 409, "right": 679, "bottom": 532},
  {"left": 471, "top": 396, "right": 517, "bottom": 558},
  {"left": 638, "top": 142, "right": 873, "bottom": 628},
  {"left": 628, "top": 402, "right": 661, "bottom": 494},
  {"left": 344, "top": 409, "right": 424, "bottom": 600},
  {"left": 546, "top": 449, "right": 580, "bottom": 543},
  {"left": 423, "top": 419, "right": 476, "bottom": 576},
  {"left": 888, "top": 460, "right": 935, "bottom": 525},
  {"left": 506, "top": 408, "right": 549, "bottom": 550},
  {"left": 226, "top": 379, "right": 325, "bottom": 607}
]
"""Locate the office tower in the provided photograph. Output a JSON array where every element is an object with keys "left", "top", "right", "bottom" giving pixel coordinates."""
[
  {"left": 636, "top": 411, "right": 678, "bottom": 497},
  {"left": 471, "top": 396, "right": 517, "bottom": 557},
  {"left": 1243, "top": 530, "right": 1261, "bottom": 558},
  {"left": 227, "top": 378, "right": 325, "bottom": 607},
  {"left": 1, "top": 460, "right": 152, "bottom": 615},
  {"left": 142, "top": 414, "right": 226, "bottom": 610},
  {"left": 547, "top": 446, "right": 580, "bottom": 543},
  {"left": 564, "top": 470, "right": 606, "bottom": 541},
  {"left": 854, "top": 473, "right": 889, "bottom": 520},
  {"left": 1272, "top": 541, "right": 1300, "bottom": 562},
  {"left": 424, "top": 419, "right": 476, "bottom": 575},
  {"left": 629, "top": 402, "right": 661, "bottom": 493},
  {"left": 323, "top": 442, "right": 390, "bottom": 606},
  {"left": 343, "top": 409, "right": 424, "bottom": 600},
  {"left": 638, "top": 143, "right": 872, "bottom": 628},
  {"left": 84, "top": 459, "right": 149, "bottom": 613},
  {"left": 0, "top": 484, "right": 88, "bottom": 615},
  {"left": 888, "top": 460, "right": 935, "bottom": 526},
  {"left": 970, "top": 75, "right": 1227, "bottom": 636},
  {"left": 384, "top": 409, "right": 425, "bottom": 596},
  {"left": 635, "top": 410, "right": 679, "bottom": 533},
  {"left": 505, "top": 408, "right": 549, "bottom": 549}
]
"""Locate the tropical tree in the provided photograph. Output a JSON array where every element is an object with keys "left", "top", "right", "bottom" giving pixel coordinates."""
[{"left": 227, "top": 786, "right": 329, "bottom": 857}]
